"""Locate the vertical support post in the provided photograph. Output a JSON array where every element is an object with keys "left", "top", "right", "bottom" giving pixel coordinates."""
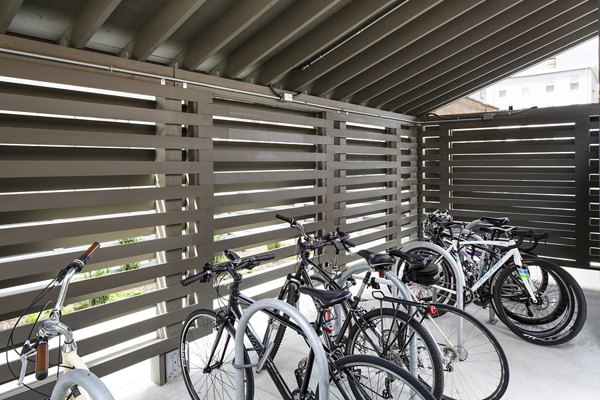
[
  {"left": 152, "top": 96, "right": 184, "bottom": 385},
  {"left": 439, "top": 125, "right": 451, "bottom": 211},
  {"left": 387, "top": 126, "right": 400, "bottom": 249},
  {"left": 574, "top": 115, "right": 594, "bottom": 268}
]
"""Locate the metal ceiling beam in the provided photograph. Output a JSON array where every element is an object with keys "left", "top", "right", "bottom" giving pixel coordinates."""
[
  {"left": 403, "top": 22, "right": 597, "bottom": 115},
  {"left": 337, "top": 0, "right": 541, "bottom": 103},
  {"left": 365, "top": 0, "right": 584, "bottom": 107},
  {"left": 256, "top": 0, "right": 397, "bottom": 85},
  {"left": 222, "top": 0, "right": 342, "bottom": 79},
  {"left": 308, "top": 0, "right": 485, "bottom": 97},
  {"left": 65, "top": 0, "right": 121, "bottom": 49},
  {"left": 124, "top": 0, "right": 206, "bottom": 61},
  {"left": 0, "top": 0, "right": 22, "bottom": 33},
  {"left": 388, "top": 4, "right": 596, "bottom": 113},
  {"left": 182, "top": 0, "right": 277, "bottom": 71},
  {"left": 283, "top": 0, "right": 443, "bottom": 92}
]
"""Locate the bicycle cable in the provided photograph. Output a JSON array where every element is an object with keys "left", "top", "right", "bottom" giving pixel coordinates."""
[{"left": 6, "top": 276, "right": 58, "bottom": 398}]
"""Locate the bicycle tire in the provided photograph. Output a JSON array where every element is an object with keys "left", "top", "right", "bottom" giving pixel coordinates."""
[
  {"left": 345, "top": 307, "right": 444, "bottom": 400},
  {"left": 421, "top": 303, "right": 509, "bottom": 400},
  {"left": 491, "top": 259, "right": 587, "bottom": 345},
  {"left": 179, "top": 309, "right": 254, "bottom": 400},
  {"left": 264, "top": 281, "right": 299, "bottom": 360},
  {"left": 50, "top": 369, "right": 114, "bottom": 400},
  {"left": 327, "top": 354, "right": 436, "bottom": 400},
  {"left": 267, "top": 272, "right": 336, "bottom": 359},
  {"left": 403, "top": 246, "right": 459, "bottom": 308}
]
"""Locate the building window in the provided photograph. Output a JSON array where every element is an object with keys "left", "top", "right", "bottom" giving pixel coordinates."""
[
  {"left": 522, "top": 87, "right": 530, "bottom": 96},
  {"left": 546, "top": 85, "right": 554, "bottom": 93},
  {"left": 570, "top": 82, "right": 579, "bottom": 90},
  {"left": 499, "top": 89, "right": 507, "bottom": 97}
]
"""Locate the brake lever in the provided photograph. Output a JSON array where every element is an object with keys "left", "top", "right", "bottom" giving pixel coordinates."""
[{"left": 18, "top": 340, "right": 34, "bottom": 386}]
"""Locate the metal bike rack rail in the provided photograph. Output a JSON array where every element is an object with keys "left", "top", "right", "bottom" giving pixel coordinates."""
[
  {"left": 235, "top": 299, "right": 329, "bottom": 400},
  {"left": 50, "top": 369, "right": 114, "bottom": 400}
]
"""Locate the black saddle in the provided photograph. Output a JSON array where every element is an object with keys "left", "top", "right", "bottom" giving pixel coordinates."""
[
  {"left": 388, "top": 250, "right": 432, "bottom": 270},
  {"left": 357, "top": 249, "right": 395, "bottom": 268},
  {"left": 298, "top": 287, "right": 351, "bottom": 307},
  {"left": 480, "top": 216, "right": 510, "bottom": 227}
]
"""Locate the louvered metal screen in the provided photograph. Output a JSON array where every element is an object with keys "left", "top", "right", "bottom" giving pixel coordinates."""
[
  {"left": 421, "top": 104, "right": 599, "bottom": 270},
  {"left": 0, "top": 51, "right": 418, "bottom": 398}
]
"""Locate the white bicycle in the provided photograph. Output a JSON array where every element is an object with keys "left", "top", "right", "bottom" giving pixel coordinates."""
[
  {"left": 407, "top": 211, "right": 587, "bottom": 345},
  {"left": 9, "top": 242, "right": 115, "bottom": 400}
]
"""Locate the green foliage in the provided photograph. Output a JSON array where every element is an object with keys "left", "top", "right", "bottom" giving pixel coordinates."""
[
  {"left": 266, "top": 242, "right": 282, "bottom": 251},
  {"left": 119, "top": 236, "right": 142, "bottom": 271}
]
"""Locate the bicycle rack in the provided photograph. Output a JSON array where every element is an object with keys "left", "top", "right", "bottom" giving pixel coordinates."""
[
  {"left": 400, "top": 241, "right": 465, "bottom": 310},
  {"left": 235, "top": 298, "right": 329, "bottom": 400},
  {"left": 50, "top": 369, "right": 114, "bottom": 400},
  {"left": 336, "top": 264, "right": 420, "bottom": 376}
]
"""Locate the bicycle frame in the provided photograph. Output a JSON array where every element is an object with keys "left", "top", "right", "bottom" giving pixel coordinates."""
[
  {"left": 205, "top": 269, "right": 353, "bottom": 400},
  {"left": 449, "top": 238, "right": 539, "bottom": 302}
]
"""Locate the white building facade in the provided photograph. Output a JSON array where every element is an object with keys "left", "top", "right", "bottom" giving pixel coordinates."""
[{"left": 470, "top": 38, "right": 599, "bottom": 111}]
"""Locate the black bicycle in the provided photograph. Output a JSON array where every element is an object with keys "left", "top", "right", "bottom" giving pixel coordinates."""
[
  {"left": 262, "top": 215, "right": 444, "bottom": 399},
  {"left": 179, "top": 248, "right": 436, "bottom": 400}
]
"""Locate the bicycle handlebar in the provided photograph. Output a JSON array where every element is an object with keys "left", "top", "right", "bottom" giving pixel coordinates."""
[
  {"left": 181, "top": 252, "right": 275, "bottom": 286},
  {"left": 57, "top": 242, "right": 101, "bottom": 283},
  {"left": 275, "top": 213, "right": 295, "bottom": 224},
  {"left": 276, "top": 214, "right": 355, "bottom": 252}
]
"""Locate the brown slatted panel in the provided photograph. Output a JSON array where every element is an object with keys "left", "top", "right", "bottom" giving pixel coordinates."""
[
  {"left": 420, "top": 105, "right": 597, "bottom": 269},
  {"left": 0, "top": 51, "right": 418, "bottom": 395}
]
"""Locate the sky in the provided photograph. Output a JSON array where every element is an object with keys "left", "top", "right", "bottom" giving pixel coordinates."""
[{"left": 515, "top": 37, "right": 598, "bottom": 75}]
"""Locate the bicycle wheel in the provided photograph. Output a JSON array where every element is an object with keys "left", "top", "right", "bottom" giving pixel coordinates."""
[
  {"left": 180, "top": 309, "right": 253, "bottom": 400},
  {"left": 403, "top": 246, "right": 458, "bottom": 308},
  {"left": 329, "top": 354, "right": 436, "bottom": 400},
  {"left": 492, "top": 258, "right": 587, "bottom": 345},
  {"left": 345, "top": 307, "right": 444, "bottom": 400},
  {"left": 420, "top": 303, "right": 509, "bottom": 400}
]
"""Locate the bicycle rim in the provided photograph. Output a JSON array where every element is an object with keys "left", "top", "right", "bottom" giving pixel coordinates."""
[
  {"left": 345, "top": 308, "right": 444, "bottom": 400},
  {"left": 422, "top": 303, "right": 509, "bottom": 400},
  {"left": 179, "top": 309, "right": 253, "bottom": 400},
  {"left": 404, "top": 247, "right": 458, "bottom": 307}
]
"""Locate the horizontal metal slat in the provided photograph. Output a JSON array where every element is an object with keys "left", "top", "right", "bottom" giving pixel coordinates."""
[
  {"left": 0, "top": 160, "right": 210, "bottom": 178},
  {"left": 0, "top": 186, "right": 210, "bottom": 212},
  {"left": 0, "top": 209, "right": 209, "bottom": 247},
  {"left": 212, "top": 126, "right": 328, "bottom": 145},
  {"left": 0, "top": 127, "right": 211, "bottom": 150}
]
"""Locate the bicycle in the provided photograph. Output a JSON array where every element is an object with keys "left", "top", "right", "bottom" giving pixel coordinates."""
[
  {"left": 334, "top": 249, "right": 509, "bottom": 400},
  {"left": 179, "top": 248, "right": 436, "bottom": 399},
  {"left": 409, "top": 210, "right": 587, "bottom": 345},
  {"left": 7, "top": 242, "right": 115, "bottom": 400},
  {"left": 263, "top": 215, "right": 444, "bottom": 399}
]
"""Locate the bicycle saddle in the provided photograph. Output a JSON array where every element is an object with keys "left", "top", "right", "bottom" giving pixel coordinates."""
[
  {"left": 480, "top": 216, "right": 510, "bottom": 227},
  {"left": 357, "top": 250, "right": 395, "bottom": 267},
  {"left": 299, "top": 287, "right": 351, "bottom": 307},
  {"left": 388, "top": 250, "right": 432, "bottom": 270}
]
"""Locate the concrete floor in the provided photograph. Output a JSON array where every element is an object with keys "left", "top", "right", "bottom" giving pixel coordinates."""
[{"left": 102, "top": 276, "right": 600, "bottom": 399}]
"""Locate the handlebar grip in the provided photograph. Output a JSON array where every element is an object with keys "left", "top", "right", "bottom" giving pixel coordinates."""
[
  {"left": 255, "top": 254, "right": 275, "bottom": 262},
  {"left": 67, "top": 242, "right": 101, "bottom": 273},
  {"left": 35, "top": 339, "right": 49, "bottom": 381},
  {"left": 275, "top": 214, "right": 295, "bottom": 224},
  {"left": 343, "top": 239, "right": 356, "bottom": 248},
  {"left": 181, "top": 271, "right": 211, "bottom": 286},
  {"left": 82, "top": 242, "right": 101, "bottom": 260}
]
